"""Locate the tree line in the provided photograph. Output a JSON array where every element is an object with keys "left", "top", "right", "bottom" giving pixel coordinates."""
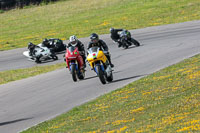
[{"left": 0, "top": 0, "right": 59, "bottom": 10}]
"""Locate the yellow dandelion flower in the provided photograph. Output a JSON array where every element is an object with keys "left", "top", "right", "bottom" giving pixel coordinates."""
[
  {"left": 100, "top": 21, "right": 109, "bottom": 26},
  {"left": 172, "top": 87, "right": 178, "bottom": 90},
  {"left": 107, "top": 130, "right": 115, "bottom": 133},
  {"left": 153, "top": 22, "right": 160, "bottom": 25},
  {"left": 130, "top": 107, "right": 145, "bottom": 113},
  {"left": 112, "top": 118, "right": 135, "bottom": 126},
  {"left": 122, "top": 17, "right": 128, "bottom": 20},
  {"left": 119, "top": 126, "right": 128, "bottom": 131},
  {"left": 192, "top": 14, "right": 198, "bottom": 16},
  {"left": 142, "top": 91, "right": 152, "bottom": 95},
  {"left": 188, "top": 71, "right": 200, "bottom": 79}
]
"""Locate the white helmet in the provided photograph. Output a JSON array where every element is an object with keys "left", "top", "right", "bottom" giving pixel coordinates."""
[{"left": 69, "top": 35, "right": 77, "bottom": 46}]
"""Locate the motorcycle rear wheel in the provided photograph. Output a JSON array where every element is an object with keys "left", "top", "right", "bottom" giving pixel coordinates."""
[{"left": 52, "top": 55, "right": 58, "bottom": 60}]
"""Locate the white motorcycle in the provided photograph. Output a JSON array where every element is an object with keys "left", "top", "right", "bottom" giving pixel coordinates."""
[{"left": 23, "top": 46, "right": 58, "bottom": 63}]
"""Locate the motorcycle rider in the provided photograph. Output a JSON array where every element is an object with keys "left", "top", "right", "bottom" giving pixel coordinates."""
[
  {"left": 27, "top": 42, "right": 39, "bottom": 58},
  {"left": 88, "top": 33, "right": 114, "bottom": 68},
  {"left": 67, "top": 35, "right": 86, "bottom": 68},
  {"left": 110, "top": 28, "right": 123, "bottom": 47},
  {"left": 110, "top": 28, "right": 140, "bottom": 47},
  {"left": 41, "top": 38, "right": 56, "bottom": 56},
  {"left": 42, "top": 38, "right": 51, "bottom": 48}
]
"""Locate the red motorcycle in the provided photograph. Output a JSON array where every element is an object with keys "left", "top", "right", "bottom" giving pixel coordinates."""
[{"left": 65, "top": 46, "right": 85, "bottom": 82}]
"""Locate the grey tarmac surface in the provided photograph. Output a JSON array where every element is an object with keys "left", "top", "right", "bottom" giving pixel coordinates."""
[{"left": 0, "top": 21, "right": 200, "bottom": 133}]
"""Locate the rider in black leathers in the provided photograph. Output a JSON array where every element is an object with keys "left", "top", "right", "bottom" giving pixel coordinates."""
[
  {"left": 41, "top": 38, "right": 51, "bottom": 48},
  {"left": 88, "top": 33, "right": 114, "bottom": 68},
  {"left": 110, "top": 28, "right": 123, "bottom": 47},
  {"left": 67, "top": 35, "right": 86, "bottom": 67},
  {"left": 27, "top": 42, "right": 39, "bottom": 57},
  {"left": 110, "top": 28, "right": 140, "bottom": 47},
  {"left": 41, "top": 38, "right": 56, "bottom": 56}
]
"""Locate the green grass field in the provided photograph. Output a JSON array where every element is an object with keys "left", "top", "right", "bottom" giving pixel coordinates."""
[
  {"left": 21, "top": 54, "right": 200, "bottom": 132},
  {"left": 0, "top": 63, "right": 65, "bottom": 85},
  {"left": 0, "top": 0, "right": 200, "bottom": 51},
  {"left": 1, "top": 0, "right": 200, "bottom": 132}
]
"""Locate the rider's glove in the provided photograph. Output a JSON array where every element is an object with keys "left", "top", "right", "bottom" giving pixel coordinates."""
[{"left": 103, "top": 51, "right": 108, "bottom": 54}]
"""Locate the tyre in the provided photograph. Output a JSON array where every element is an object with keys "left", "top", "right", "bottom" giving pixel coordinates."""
[
  {"left": 35, "top": 56, "right": 41, "bottom": 63},
  {"left": 71, "top": 64, "right": 77, "bottom": 82},
  {"left": 131, "top": 38, "right": 140, "bottom": 46},
  {"left": 97, "top": 65, "right": 106, "bottom": 84},
  {"left": 52, "top": 55, "right": 58, "bottom": 60},
  {"left": 106, "top": 71, "right": 113, "bottom": 82}
]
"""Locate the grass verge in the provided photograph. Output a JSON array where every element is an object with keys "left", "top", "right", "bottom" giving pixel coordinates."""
[
  {"left": 0, "top": 63, "right": 65, "bottom": 85},
  {"left": 22, "top": 54, "right": 200, "bottom": 132},
  {"left": 0, "top": 0, "right": 200, "bottom": 50}
]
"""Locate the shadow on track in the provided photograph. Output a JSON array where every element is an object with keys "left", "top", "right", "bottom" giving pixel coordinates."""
[
  {"left": 83, "top": 75, "right": 98, "bottom": 80},
  {"left": 108, "top": 74, "right": 147, "bottom": 84},
  {"left": 38, "top": 59, "right": 60, "bottom": 64},
  {"left": 0, "top": 117, "right": 33, "bottom": 126},
  {"left": 56, "top": 51, "right": 66, "bottom": 54},
  {"left": 82, "top": 70, "right": 127, "bottom": 81},
  {"left": 123, "top": 44, "right": 144, "bottom": 50},
  {"left": 27, "top": 58, "right": 60, "bottom": 64},
  {"left": 113, "top": 70, "right": 123, "bottom": 74}
]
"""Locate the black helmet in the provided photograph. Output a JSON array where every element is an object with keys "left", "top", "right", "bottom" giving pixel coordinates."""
[
  {"left": 110, "top": 28, "right": 114, "bottom": 33},
  {"left": 90, "top": 33, "right": 99, "bottom": 42},
  {"left": 43, "top": 38, "right": 48, "bottom": 43},
  {"left": 42, "top": 38, "right": 49, "bottom": 46},
  {"left": 28, "top": 42, "right": 33, "bottom": 46}
]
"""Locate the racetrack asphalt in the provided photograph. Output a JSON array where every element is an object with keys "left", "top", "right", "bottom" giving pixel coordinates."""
[{"left": 0, "top": 20, "right": 200, "bottom": 133}]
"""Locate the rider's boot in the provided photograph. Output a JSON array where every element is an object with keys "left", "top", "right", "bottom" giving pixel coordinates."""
[
  {"left": 107, "top": 55, "right": 114, "bottom": 68},
  {"left": 118, "top": 41, "right": 122, "bottom": 47},
  {"left": 110, "top": 63, "right": 114, "bottom": 68},
  {"left": 83, "top": 56, "right": 87, "bottom": 69}
]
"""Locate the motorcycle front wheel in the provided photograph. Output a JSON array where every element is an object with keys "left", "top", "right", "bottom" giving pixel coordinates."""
[
  {"left": 131, "top": 38, "right": 140, "bottom": 46},
  {"left": 35, "top": 56, "right": 41, "bottom": 63},
  {"left": 71, "top": 64, "right": 77, "bottom": 82},
  {"left": 97, "top": 65, "right": 106, "bottom": 84}
]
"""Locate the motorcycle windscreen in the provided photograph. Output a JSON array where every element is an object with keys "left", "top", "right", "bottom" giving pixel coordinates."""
[
  {"left": 68, "top": 46, "right": 76, "bottom": 52},
  {"left": 88, "top": 46, "right": 99, "bottom": 54},
  {"left": 120, "top": 31, "right": 127, "bottom": 37}
]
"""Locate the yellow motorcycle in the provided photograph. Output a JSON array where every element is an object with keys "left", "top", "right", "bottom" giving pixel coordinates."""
[{"left": 87, "top": 46, "right": 113, "bottom": 84}]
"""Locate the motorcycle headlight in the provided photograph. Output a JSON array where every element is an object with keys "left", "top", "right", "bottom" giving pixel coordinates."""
[{"left": 93, "top": 53, "right": 97, "bottom": 59}]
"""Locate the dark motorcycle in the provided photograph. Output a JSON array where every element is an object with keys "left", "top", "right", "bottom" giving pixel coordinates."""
[
  {"left": 48, "top": 38, "right": 66, "bottom": 53},
  {"left": 119, "top": 30, "right": 140, "bottom": 49}
]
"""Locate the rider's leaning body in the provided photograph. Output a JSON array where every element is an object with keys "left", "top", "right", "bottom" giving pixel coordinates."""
[
  {"left": 87, "top": 33, "right": 114, "bottom": 68},
  {"left": 67, "top": 35, "right": 86, "bottom": 67}
]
